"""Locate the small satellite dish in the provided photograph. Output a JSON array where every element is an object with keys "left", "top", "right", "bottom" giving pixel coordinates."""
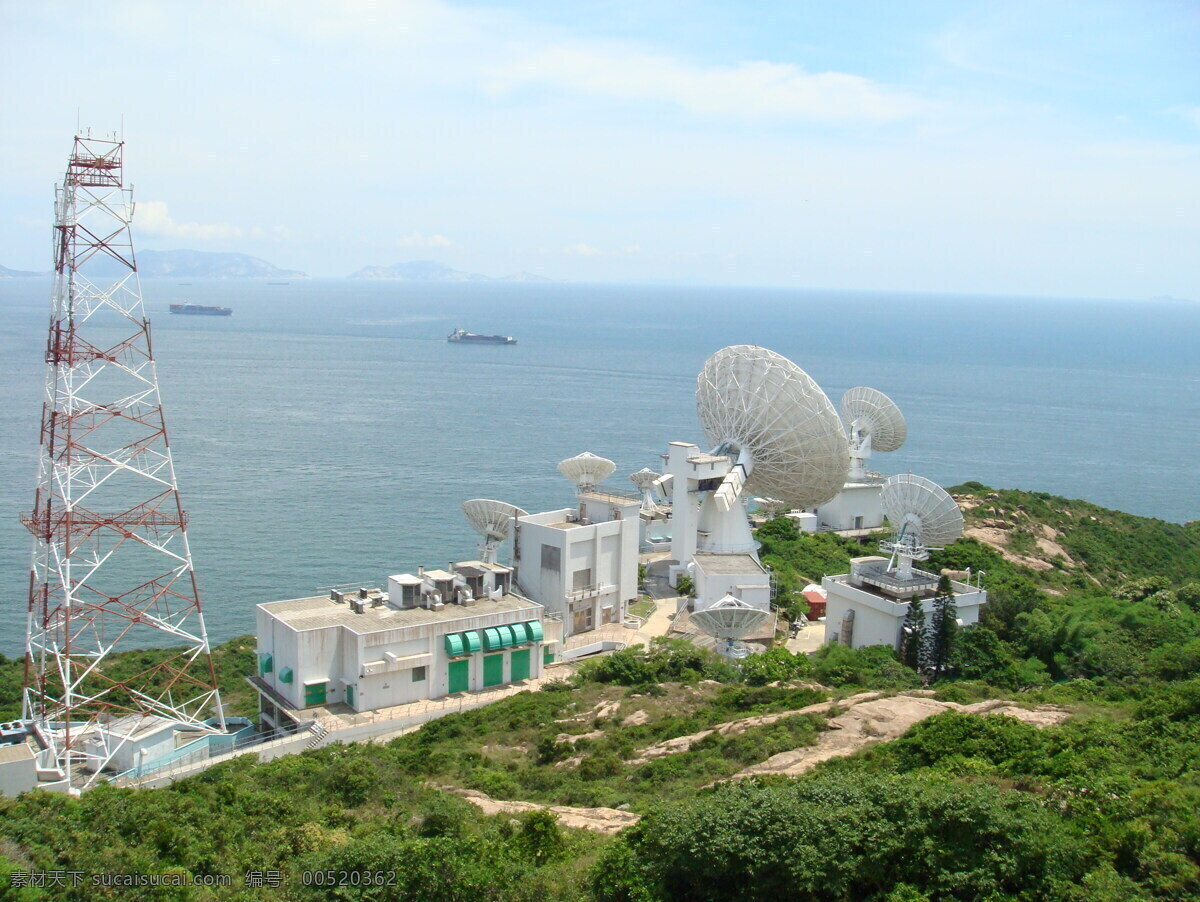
[
  {"left": 630, "top": 467, "right": 662, "bottom": 513},
  {"left": 696, "top": 345, "right": 848, "bottom": 510},
  {"left": 880, "top": 474, "right": 963, "bottom": 578},
  {"left": 557, "top": 452, "right": 616, "bottom": 493},
  {"left": 461, "top": 499, "right": 528, "bottom": 564},
  {"left": 840, "top": 386, "right": 907, "bottom": 453},
  {"left": 689, "top": 593, "right": 772, "bottom": 659}
]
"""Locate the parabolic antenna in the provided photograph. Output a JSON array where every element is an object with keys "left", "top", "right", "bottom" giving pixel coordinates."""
[
  {"left": 630, "top": 467, "right": 662, "bottom": 514},
  {"left": 461, "top": 499, "right": 528, "bottom": 564},
  {"left": 558, "top": 452, "right": 616, "bottom": 492},
  {"left": 880, "top": 474, "right": 963, "bottom": 548},
  {"left": 696, "top": 346, "right": 849, "bottom": 509},
  {"left": 690, "top": 593, "right": 772, "bottom": 659},
  {"left": 840, "top": 386, "right": 907, "bottom": 453}
]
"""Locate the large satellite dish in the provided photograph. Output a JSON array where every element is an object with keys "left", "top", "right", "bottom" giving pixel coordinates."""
[
  {"left": 881, "top": 474, "right": 963, "bottom": 548},
  {"left": 840, "top": 386, "right": 907, "bottom": 453},
  {"left": 696, "top": 345, "right": 848, "bottom": 508},
  {"left": 558, "top": 452, "right": 616, "bottom": 492},
  {"left": 462, "top": 499, "right": 528, "bottom": 564}
]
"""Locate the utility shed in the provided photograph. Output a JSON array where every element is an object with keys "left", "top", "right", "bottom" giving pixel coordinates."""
[{"left": 0, "top": 741, "right": 37, "bottom": 797}]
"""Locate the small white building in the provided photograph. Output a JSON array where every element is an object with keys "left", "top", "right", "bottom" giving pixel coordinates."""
[
  {"left": 514, "top": 489, "right": 641, "bottom": 638},
  {"left": 254, "top": 561, "right": 551, "bottom": 731},
  {"left": 823, "top": 556, "right": 987, "bottom": 651},
  {"left": 814, "top": 475, "right": 887, "bottom": 533},
  {"left": 690, "top": 552, "right": 771, "bottom": 610}
]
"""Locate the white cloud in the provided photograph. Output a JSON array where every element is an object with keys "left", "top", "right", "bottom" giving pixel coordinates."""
[
  {"left": 492, "top": 44, "right": 929, "bottom": 123},
  {"left": 135, "top": 200, "right": 243, "bottom": 241},
  {"left": 396, "top": 232, "right": 453, "bottom": 248}
]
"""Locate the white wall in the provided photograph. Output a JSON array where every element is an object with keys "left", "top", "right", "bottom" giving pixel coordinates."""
[
  {"left": 816, "top": 483, "right": 885, "bottom": 531},
  {"left": 822, "top": 575, "right": 987, "bottom": 650}
]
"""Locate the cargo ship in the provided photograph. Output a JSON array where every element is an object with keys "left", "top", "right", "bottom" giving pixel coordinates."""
[
  {"left": 170, "top": 303, "right": 232, "bottom": 316},
  {"left": 447, "top": 328, "right": 516, "bottom": 345}
]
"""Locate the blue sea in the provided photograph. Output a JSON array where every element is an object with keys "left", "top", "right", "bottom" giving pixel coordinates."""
[{"left": 1, "top": 278, "right": 1197, "bottom": 655}]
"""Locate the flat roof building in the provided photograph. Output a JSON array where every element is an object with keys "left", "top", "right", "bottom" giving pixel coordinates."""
[{"left": 254, "top": 561, "right": 552, "bottom": 732}]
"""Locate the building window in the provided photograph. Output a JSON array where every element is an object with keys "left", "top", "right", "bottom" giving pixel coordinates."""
[{"left": 412, "top": 666, "right": 427, "bottom": 682}]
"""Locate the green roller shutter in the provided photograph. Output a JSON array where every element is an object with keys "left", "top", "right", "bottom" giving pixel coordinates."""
[
  {"left": 444, "top": 633, "right": 465, "bottom": 657},
  {"left": 524, "top": 620, "right": 544, "bottom": 642},
  {"left": 463, "top": 630, "right": 482, "bottom": 654},
  {"left": 543, "top": 647, "right": 555, "bottom": 666},
  {"left": 510, "top": 648, "right": 530, "bottom": 681},
  {"left": 483, "top": 627, "right": 502, "bottom": 651},
  {"left": 448, "top": 659, "right": 469, "bottom": 693},
  {"left": 483, "top": 653, "right": 504, "bottom": 687}
]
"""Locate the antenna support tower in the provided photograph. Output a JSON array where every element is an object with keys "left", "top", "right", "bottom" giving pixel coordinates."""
[{"left": 21, "top": 135, "right": 225, "bottom": 790}]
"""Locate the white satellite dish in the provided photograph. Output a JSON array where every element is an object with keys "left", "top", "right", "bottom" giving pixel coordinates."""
[
  {"left": 879, "top": 474, "right": 963, "bottom": 579},
  {"left": 696, "top": 345, "right": 849, "bottom": 510},
  {"left": 461, "top": 499, "right": 528, "bottom": 564},
  {"left": 557, "top": 452, "right": 616, "bottom": 493},
  {"left": 630, "top": 467, "right": 662, "bottom": 513},
  {"left": 690, "top": 593, "right": 772, "bottom": 659},
  {"left": 840, "top": 387, "right": 905, "bottom": 483}
]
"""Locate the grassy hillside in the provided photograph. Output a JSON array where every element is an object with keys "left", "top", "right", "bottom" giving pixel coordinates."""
[{"left": 1, "top": 488, "right": 1198, "bottom": 900}]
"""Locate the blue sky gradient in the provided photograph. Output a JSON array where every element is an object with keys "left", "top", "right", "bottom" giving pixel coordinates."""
[{"left": 1, "top": 0, "right": 1197, "bottom": 297}]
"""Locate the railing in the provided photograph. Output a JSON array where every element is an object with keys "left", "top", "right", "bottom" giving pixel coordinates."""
[{"left": 567, "top": 583, "right": 615, "bottom": 602}]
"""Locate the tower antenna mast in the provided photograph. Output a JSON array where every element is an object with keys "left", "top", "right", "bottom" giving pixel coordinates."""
[{"left": 22, "top": 134, "right": 225, "bottom": 791}]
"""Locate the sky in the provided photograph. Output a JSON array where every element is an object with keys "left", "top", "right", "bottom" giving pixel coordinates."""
[{"left": 1, "top": 0, "right": 1198, "bottom": 298}]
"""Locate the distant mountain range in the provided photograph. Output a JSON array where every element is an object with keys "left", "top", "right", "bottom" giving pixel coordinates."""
[
  {"left": 348, "top": 260, "right": 552, "bottom": 282},
  {"left": 133, "top": 250, "right": 308, "bottom": 279},
  {"left": 0, "top": 263, "right": 49, "bottom": 278},
  {"left": 2, "top": 253, "right": 553, "bottom": 282}
]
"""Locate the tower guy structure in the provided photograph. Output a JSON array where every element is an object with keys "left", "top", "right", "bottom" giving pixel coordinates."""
[{"left": 22, "top": 134, "right": 224, "bottom": 789}]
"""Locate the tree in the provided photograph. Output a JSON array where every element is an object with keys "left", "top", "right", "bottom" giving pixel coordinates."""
[
  {"left": 928, "top": 576, "right": 958, "bottom": 678},
  {"left": 900, "top": 600, "right": 927, "bottom": 672}
]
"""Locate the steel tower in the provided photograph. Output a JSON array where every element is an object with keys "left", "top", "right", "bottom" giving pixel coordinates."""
[{"left": 22, "top": 134, "right": 225, "bottom": 789}]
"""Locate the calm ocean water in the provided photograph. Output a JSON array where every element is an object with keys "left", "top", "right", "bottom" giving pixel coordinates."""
[{"left": 1, "top": 278, "right": 1196, "bottom": 654}]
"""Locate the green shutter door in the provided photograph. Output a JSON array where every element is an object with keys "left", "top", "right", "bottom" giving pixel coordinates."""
[
  {"left": 448, "top": 659, "right": 469, "bottom": 693},
  {"left": 510, "top": 648, "right": 530, "bottom": 682},
  {"left": 304, "top": 682, "right": 326, "bottom": 707},
  {"left": 483, "top": 653, "right": 504, "bottom": 687},
  {"left": 345, "top": 684, "right": 355, "bottom": 710},
  {"left": 543, "top": 647, "right": 555, "bottom": 666}
]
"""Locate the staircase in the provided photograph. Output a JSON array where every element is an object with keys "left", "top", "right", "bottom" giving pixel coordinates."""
[{"left": 305, "top": 721, "right": 328, "bottom": 750}]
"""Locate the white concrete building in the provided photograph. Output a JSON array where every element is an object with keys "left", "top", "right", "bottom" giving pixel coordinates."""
[
  {"left": 814, "top": 476, "right": 887, "bottom": 532},
  {"left": 689, "top": 552, "right": 771, "bottom": 611},
  {"left": 514, "top": 489, "right": 641, "bottom": 639},
  {"left": 254, "top": 561, "right": 551, "bottom": 731},
  {"left": 823, "top": 556, "right": 987, "bottom": 651}
]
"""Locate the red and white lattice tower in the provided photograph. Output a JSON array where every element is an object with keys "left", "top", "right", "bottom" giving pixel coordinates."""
[{"left": 21, "top": 134, "right": 225, "bottom": 788}]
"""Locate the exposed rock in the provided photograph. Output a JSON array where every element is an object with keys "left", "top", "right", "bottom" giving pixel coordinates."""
[
  {"left": 732, "top": 694, "right": 1071, "bottom": 780},
  {"left": 621, "top": 710, "right": 650, "bottom": 727},
  {"left": 554, "top": 730, "right": 604, "bottom": 746},
  {"left": 447, "top": 788, "right": 640, "bottom": 834}
]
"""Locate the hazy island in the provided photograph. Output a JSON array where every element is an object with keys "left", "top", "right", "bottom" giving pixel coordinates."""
[{"left": 1, "top": 484, "right": 1197, "bottom": 900}]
